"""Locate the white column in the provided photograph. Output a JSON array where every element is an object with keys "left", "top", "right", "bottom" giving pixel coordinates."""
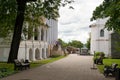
[
  {"left": 32, "top": 48, "right": 36, "bottom": 61},
  {"left": 56, "top": 20, "right": 58, "bottom": 40},
  {"left": 46, "top": 29, "right": 48, "bottom": 42},
  {"left": 50, "top": 19, "right": 52, "bottom": 44},
  {"left": 48, "top": 27, "right": 51, "bottom": 44},
  {"left": 108, "top": 34, "right": 111, "bottom": 57},
  {"left": 44, "top": 29, "right": 46, "bottom": 42},
  {"left": 45, "top": 29, "right": 47, "bottom": 42},
  {"left": 31, "top": 40, "right": 35, "bottom": 61},
  {"left": 47, "top": 29, "right": 49, "bottom": 42},
  {"left": 52, "top": 19, "right": 55, "bottom": 44},
  {"left": 38, "top": 27, "right": 41, "bottom": 41},
  {"left": 52, "top": 20, "right": 54, "bottom": 43}
]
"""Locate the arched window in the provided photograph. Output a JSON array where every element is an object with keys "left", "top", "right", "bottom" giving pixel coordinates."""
[
  {"left": 100, "top": 29, "right": 104, "bottom": 37},
  {"left": 41, "top": 28, "right": 44, "bottom": 41},
  {"left": 34, "top": 28, "right": 38, "bottom": 40}
]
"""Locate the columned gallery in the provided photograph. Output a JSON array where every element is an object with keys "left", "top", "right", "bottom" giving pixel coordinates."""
[{"left": 0, "top": 18, "right": 58, "bottom": 62}]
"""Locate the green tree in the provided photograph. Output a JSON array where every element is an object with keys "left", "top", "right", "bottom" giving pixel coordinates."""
[
  {"left": 58, "top": 38, "right": 68, "bottom": 48},
  {"left": 0, "top": 0, "right": 74, "bottom": 63},
  {"left": 0, "top": 0, "right": 17, "bottom": 37},
  {"left": 68, "top": 40, "right": 83, "bottom": 48},
  {"left": 7, "top": 0, "right": 38, "bottom": 63},
  {"left": 91, "top": 0, "right": 120, "bottom": 31},
  {"left": 85, "top": 38, "right": 90, "bottom": 50}
]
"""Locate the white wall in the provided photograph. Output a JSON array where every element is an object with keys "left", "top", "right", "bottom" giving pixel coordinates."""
[
  {"left": 0, "top": 18, "right": 58, "bottom": 62},
  {"left": 46, "top": 19, "right": 58, "bottom": 45},
  {"left": 90, "top": 18, "right": 112, "bottom": 56},
  {"left": 0, "top": 46, "right": 10, "bottom": 61}
]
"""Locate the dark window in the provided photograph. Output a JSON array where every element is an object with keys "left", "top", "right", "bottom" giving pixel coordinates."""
[
  {"left": 100, "top": 29, "right": 104, "bottom": 37},
  {"left": 41, "top": 28, "right": 44, "bottom": 41},
  {"left": 34, "top": 28, "right": 38, "bottom": 40}
]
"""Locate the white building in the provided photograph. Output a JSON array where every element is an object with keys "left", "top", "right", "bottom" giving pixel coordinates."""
[
  {"left": 90, "top": 18, "right": 120, "bottom": 58},
  {"left": 0, "top": 18, "right": 58, "bottom": 62},
  {"left": 90, "top": 18, "right": 112, "bottom": 57}
]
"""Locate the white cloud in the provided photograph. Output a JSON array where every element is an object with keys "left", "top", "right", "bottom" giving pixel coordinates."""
[{"left": 58, "top": 0, "right": 104, "bottom": 43}]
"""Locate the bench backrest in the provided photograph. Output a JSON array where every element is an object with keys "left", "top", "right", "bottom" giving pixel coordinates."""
[
  {"left": 14, "top": 59, "right": 21, "bottom": 65},
  {"left": 111, "top": 63, "right": 118, "bottom": 69}
]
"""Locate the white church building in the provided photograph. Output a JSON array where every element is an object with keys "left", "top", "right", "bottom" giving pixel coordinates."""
[
  {"left": 90, "top": 18, "right": 120, "bottom": 58},
  {"left": 0, "top": 18, "right": 59, "bottom": 62}
]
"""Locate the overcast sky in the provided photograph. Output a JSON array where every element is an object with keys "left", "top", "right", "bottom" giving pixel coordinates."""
[{"left": 58, "top": 0, "right": 104, "bottom": 44}]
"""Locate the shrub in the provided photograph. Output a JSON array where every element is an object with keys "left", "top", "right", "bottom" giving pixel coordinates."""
[
  {"left": 50, "top": 54, "right": 61, "bottom": 58},
  {"left": 94, "top": 52, "right": 101, "bottom": 56},
  {"left": 94, "top": 52, "right": 105, "bottom": 60},
  {"left": 100, "top": 52, "right": 105, "bottom": 57}
]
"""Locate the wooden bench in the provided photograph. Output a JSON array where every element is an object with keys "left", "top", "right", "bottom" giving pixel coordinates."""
[
  {"left": 103, "top": 63, "right": 118, "bottom": 77},
  {"left": 14, "top": 59, "right": 30, "bottom": 70}
]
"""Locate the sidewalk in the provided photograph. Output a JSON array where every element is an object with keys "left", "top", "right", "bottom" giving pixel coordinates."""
[{"left": 1, "top": 54, "right": 114, "bottom": 80}]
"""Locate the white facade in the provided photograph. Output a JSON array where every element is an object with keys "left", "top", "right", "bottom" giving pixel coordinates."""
[
  {"left": 46, "top": 19, "right": 58, "bottom": 45},
  {"left": 0, "top": 18, "right": 58, "bottom": 62},
  {"left": 90, "top": 18, "right": 113, "bottom": 57}
]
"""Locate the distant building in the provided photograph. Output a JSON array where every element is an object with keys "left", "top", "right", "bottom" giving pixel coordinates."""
[
  {"left": 80, "top": 46, "right": 88, "bottom": 55},
  {"left": 90, "top": 18, "right": 120, "bottom": 58},
  {"left": 66, "top": 46, "right": 80, "bottom": 54}
]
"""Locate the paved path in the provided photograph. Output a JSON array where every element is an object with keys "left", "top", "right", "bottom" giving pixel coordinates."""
[{"left": 1, "top": 54, "right": 114, "bottom": 80}]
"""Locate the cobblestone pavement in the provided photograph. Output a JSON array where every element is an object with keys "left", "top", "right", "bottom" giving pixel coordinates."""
[{"left": 1, "top": 54, "right": 115, "bottom": 80}]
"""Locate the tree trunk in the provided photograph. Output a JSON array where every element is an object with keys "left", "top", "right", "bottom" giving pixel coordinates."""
[{"left": 7, "top": 0, "right": 27, "bottom": 63}]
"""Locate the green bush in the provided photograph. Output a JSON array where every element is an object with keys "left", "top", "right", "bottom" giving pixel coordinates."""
[
  {"left": 94, "top": 52, "right": 105, "bottom": 60},
  {"left": 94, "top": 52, "right": 101, "bottom": 56},
  {"left": 100, "top": 52, "right": 105, "bottom": 57},
  {"left": 50, "top": 54, "right": 61, "bottom": 58}
]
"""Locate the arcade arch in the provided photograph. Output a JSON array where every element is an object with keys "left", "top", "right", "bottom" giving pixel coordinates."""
[
  {"left": 35, "top": 48, "right": 40, "bottom": 60},
  {"left": 29, "top": 48, "right": 33, "bottom": 61}
]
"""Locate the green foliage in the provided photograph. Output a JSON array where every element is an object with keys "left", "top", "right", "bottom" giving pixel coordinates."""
[
  {"left": 0, "top": 0, "right": 17, "bottom": 37},
  {"left": 68, "top": 40, "right": 83, "bottom": 48},
  {"left": 94, "top": 52, "right": 101, "bottom": 56},
  {"left": 91, "top": 0, "right": 120, "bottom": 31},
  {"left": 58, "top": 39, "right": 83, "bottom": 49},
  {"left": 29, "top": 56, "right": 66, "bottom": 68},
  {"left": 50, "top": 54, "right": 61, "bottom": 58},
  {"left": 94, "top": 52, "right": 105, "bottom": 60},
  {"left": 24, "top": 0, "right": 74, "bottom": 38},
  {"left": 25, "top": 0, "right": 74, "bottom": 23},
  {"left": 0, "top": 56, "right": 65, "bottom": 78},
  {"left": 0, "top": 0, "right": 74, "bottom": 38},
  {"left": 0, "top": 63, "right": 15, "bottom": 78},
  {"left": 0, "top": 0, "right": 74, "bottom": 63},
  {"left": 58, "top": 38, "right": 68, "bottom": 48},
  {"left": 85, "top": 38, "right": 90, "bottom": 50}
]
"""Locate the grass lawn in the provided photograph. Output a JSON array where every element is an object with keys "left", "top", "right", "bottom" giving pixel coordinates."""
[
  {"left": 31, "top": 56, "right": 66, "bottom": 68},
  {"left": 0, "top": 55, "right": 66, "bottom": 78},
  {"left": 97, "top": 58, "right": 120, "bottom": 73}
]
